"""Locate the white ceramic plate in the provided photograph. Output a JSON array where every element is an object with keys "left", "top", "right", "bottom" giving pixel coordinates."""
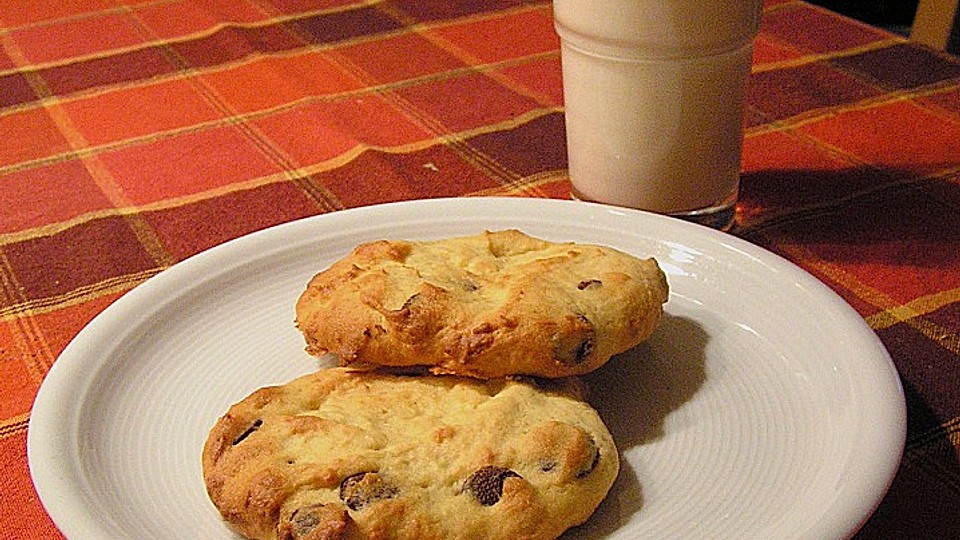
[{"left": 28, "top": 197, "right": 905, "bottom": 540}]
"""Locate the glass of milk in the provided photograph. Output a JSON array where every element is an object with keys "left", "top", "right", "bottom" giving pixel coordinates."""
[{"left": 554, "top": 0, "right": 762, "bottom": 230}]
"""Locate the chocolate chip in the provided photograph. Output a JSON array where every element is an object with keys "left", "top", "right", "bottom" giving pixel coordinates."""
[
  {"left": 387, "top": 289, "right": 441, "bottom": 336},
  {"left": 539, "top": 459, "right": 557, "bottom": 472},
  {"left": 399, "top": 293, "right": 421, "bottom": 311},
  {"left": 529, "top": 424, "right": 601, "bottom": 480},
  {"left": 385, "top": 292, "right": 423, "bottom": 325},
  {"left": 576, "top": 436, "right": 601, "bottom": 478},
  {"left": 554, "top": 313, "right": 596, "bottom": 366},
  {"left": 578, "top": 279, "right": 602, "bottom": 290},
  {"left": 288, "top": 504, "right": 348, "bottom": 540},
  {"left": 290, "top": 505, "right": 323, "bottom": 537},
  {"left": 574, "top": 336, "right": 594, "bottom": 364},
  {"left": 464, "top": 466, "right": 521, "bottom": 506},
  {"left": 339, "top": 472, "right": 398, "bottom": 511},
  {"left": 232, "top": 419, "right": 262, "bottom": 445}
]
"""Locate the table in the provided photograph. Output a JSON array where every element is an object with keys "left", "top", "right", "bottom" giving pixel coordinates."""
[{"left": 2, "top": 0, "right": 958, "bottom": 538}]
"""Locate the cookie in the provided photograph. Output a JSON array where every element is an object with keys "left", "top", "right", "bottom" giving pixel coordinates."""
[
  {"left": 202, "top": 367, "right": 619, "bottom": 540},
  {"left": 295, "top": 229, "right": 668, "bottom": 379}
]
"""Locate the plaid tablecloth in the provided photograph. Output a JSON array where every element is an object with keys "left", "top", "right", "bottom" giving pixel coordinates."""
[{"left": 2, "top": 0, "right": 959, "bottom": 538}]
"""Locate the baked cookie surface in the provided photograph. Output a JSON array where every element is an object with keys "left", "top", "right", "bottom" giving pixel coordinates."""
[
  {"left": 203, "top": 367, "right": 619, "bottom": 540},
  {"left": 295, "top": 230, "right": 668, "bottom": 378}
]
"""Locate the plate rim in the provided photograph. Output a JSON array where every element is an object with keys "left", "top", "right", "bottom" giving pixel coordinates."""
[{"left": 27, "top": 196, "right": 907, "bottom": 539}]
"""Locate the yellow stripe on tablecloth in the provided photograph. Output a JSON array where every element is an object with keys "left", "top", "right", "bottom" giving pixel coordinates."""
[
  {"left": 0, "top": 1, "right": 390, "bottom": 77},
  {"left": 901, "top": 418, "right": 960, "bottom": 494},
  {"left": 776, "top": 243, "right": 960, "bottom": 356},
  {"left": 0, "top": 268, "right": 159, "bottom": 323},
  {"left": 118, "top": 7, "right": 346, "bottom": 213},
  {"left": 0, "top": 30, "right": 178, "bottom": 270},
  {"left": 0, "top": 106, "right": 562, "bottom": 248},
  {"left": 0, "top": 251, "right": 57, "bottom": 382},
  {"left": 0, "top": 3, "right": 554, "bottom": 117},
  {"left": 868, "top": 288, "right": 960, "bottom": 331},
  {"left": 751, "top": 37, "right": 903, "bottom": 75},
  {"left": 0, "top": 50, "right": 560, "bottom": 176},
  {"left": 465, "top": 169, "right": 568, "bottom": 197},
  {"left": 304, "top": 37, "right": 555, "bottom": 196},
  {"left": 746, "top": 80, "right": 960, "bottom": 139}
]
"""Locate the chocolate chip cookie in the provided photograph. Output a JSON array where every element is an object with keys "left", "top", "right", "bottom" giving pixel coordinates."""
[
  {"left": 202, "top": 367, "right": 619, "bottom": 540},
  {"left": 295, "top": 229, "right": 668, "bottom": 379}
]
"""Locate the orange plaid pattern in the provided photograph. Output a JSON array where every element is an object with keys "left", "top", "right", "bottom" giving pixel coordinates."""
[{"left": 1, "top": 0, "right": 958, "bottom": 538}]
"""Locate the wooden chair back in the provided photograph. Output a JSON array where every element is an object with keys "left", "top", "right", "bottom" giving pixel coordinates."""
[{"left": 911, "top": 0, "right": 960, "bottom": 52}]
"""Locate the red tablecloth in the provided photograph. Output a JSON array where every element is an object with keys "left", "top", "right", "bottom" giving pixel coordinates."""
[{"left": 2, "top": 0, "right": 958, "bottom": 538}]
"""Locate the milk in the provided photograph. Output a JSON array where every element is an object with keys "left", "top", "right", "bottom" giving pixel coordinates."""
[{"left": 554, "top": 0, "right": 762, "bottom": 224}]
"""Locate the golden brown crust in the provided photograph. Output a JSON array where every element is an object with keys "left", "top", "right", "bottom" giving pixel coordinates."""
[
  {"left": 202, "top": 368, "right": 619, "bottom": 540},
  {"left": 295, "top": 230, "right": 668, "bottom": 379}
]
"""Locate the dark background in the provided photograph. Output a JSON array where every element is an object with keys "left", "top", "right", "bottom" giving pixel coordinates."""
[{"left": 808, "top": 0, "right": 920, "bottom": 35}]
